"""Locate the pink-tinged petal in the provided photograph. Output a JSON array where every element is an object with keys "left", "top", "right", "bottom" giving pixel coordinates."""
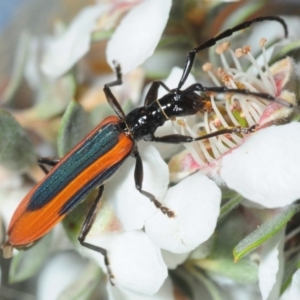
[
  {"left": 269, "top": 57, "right": 294, "bottom": 94},
  {"left": 161, "top": 250, "right": 189, "bottom": 269},
  {"left": 41, "top": 4, "right": 109, "bottom": 78},
  {"left": 280, "top": 269, "right": 300, "bottom": 300},
  {"left": 36, "top": 252, "right": 87, "bottom": 300},
  {"left": 220, "top": 123, "right": 300, "bottom": 207},
  {"left": 106, "top": 0, "right": 172, "bottom": 74},
  {"left": 86, "top": 231, "right": 167, "bottom": 295},
  {"left": 169, "top": 150, "right": 200, "bottom": 183},
  {"left": 104, "top": 145, "right": 169, "bottom": 231},
  {"left": 259, "top": 91, "right": 295, "bottom": 128},
  {"left": 107, "top": 276, "right": 174, "bottom": 300},
  {"left": 145, "top": 173, "right": 221, "bottom": 253},
  {"left": 259, "top": 229, "right": 285, "bottom": 300}
]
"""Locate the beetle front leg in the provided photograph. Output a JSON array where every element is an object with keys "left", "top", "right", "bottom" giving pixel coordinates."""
[
  {"left": 37, "top": 157, "right": 61, "bottom": 174},
  {"left": 132, "top": 148, "right": 175, "bottom": 218},
  {"left": 144, "top": 81, "right": 171, "bottom": 106},
  {"left": 150, "top": 125, "right": 257, "bottom": 144},
  {"left": 78, "top": 185, "right": 115, "bottom": 284}
]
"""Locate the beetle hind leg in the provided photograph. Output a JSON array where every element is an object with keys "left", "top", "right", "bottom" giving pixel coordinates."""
[
  {"left": 78, "top": 185, "right": 115, "bottom": 284},
  {"left": 133, "top": 148, "right": 175, "bottom": 218}
]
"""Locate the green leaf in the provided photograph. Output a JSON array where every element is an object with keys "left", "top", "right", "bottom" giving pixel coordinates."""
[
  {"left": 2, "top": 31, "right": 30, "bottom": 104},
  {"left": 91, "top": 29, "right": 113, "bottom": 42},
  {"left": 218, "top": 194, "right": 243, "bottom": 221},
  {"left": 58, "top": 260, "right": 102, "bottom": 300},
  {"left": 192, "top": 210, "right": 258, "bottom": 284},
  {"left": 57, "top": 100, "right": 93, "bottom": 157},
  {"left": 270, "top": 40, "right": 300, "bottom": 65},
  {"left": 234, "top": 204, "right": 300, "bottom": 261},
  {"left": 281, "top": 255, "right": 300, "bottom": 294},
  {"left": 9, "top": 233, "right": 52, "bottom": 283},
  {"left": 34, "top": 74, "right": 76, "bottom": 120},
  {"left": 196, "top": 257, "right": 258, "bottom": 284},
  {"left": 0, "top": 110, "right": 35, "bottom": 171},
  {"left": 186, "top": 265, "right": 223, "bottom": 300}
]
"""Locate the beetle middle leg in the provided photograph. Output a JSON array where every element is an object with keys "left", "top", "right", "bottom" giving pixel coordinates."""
[
  {"left": 149, "top": 124, "right": 257, "bottom": 144},
  {"left": 78, "top": 185, "right": 115, "bottom": 284},
  {"left": 132, "top": 147, "right": 175, "bottom": 218},
  {"left": 38, "top": 157, "right": 61, "bottom": 174}
]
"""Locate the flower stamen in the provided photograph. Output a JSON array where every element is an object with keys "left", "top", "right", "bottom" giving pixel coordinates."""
[
  {"left": 202, "top": 63, "right": 221, "bottom": 86},
  {"left": 172, "top": 35, "right": 290, "bottom": 169}
]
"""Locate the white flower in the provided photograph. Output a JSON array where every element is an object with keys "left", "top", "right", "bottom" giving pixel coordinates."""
[
  {"left": 42, "top": 0, "right": 172, "bottom": 78},
  {"left": 280, "top": 269, "right": 300, "bottom": 300},
  {"left": 258, "top": 228, "right": 285, "bottom": 300},
  {"left": 170, "top": 35, "right": 300, "bottom": 209},
  {"left": 84, "top": 145, "right": 221, "bottom": 295},
  {"left": 166, "top": 30, "right": 300, "bottom": 300}
]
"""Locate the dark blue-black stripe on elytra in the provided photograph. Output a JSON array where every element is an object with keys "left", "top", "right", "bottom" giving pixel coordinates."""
[
  {"left": 28, "top": 123, "right": 121, "bottom": 211},
  {"left": 59, "top": 159, "right": 126, "bottom": 215}
]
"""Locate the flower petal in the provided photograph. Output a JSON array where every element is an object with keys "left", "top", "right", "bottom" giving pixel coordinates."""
[
  {"left": 220, "top": 123, "right": 300, "bottom": 207},
  {"left": 280, "top": 269, "right": 300, "bottom": 300},
  {"left": 106, "top": 0, "right": 171, "bottom": 74},
  {"left": 161, "top": 250, "right": 189, "bottom": 269},
  {"left": 104, "top": 145, "right": 169, "bottom": 231},
  {"left": 86, "top": 231, "right": 167, "bottom": 295},
  {"left": 107, "top": 276, "right": 174, "bottom": 300},
  {"left": 41, "top": 4, "right": 109, "bottom": 78},
  {"left": 145, "top": 173, "right": 221, "bottom": 253},
  {"left": 36, "top": 251, "right": 87, "bottom": 300},
  {"left": 258, "top": 229, "right": 285, "bottom": 300}
]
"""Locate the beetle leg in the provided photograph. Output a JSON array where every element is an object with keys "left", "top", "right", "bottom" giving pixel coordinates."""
[
  {"left": 177, "top": 16, "right": 287, "bottom": 89},
  {"left": 103, "top": 61, "right": 127, "bottom": 120},
  {"left": 150, "top": 125, "right": 257, "bottom": 144},
  {"left": 37, "top": 157, "right": 61, "bottom": 174},
  {"left": 144, "top": 81, "right": 171, "bottom": 106},
  {"left": 77, "top": 186, "right": 115, "bottom": 284},
  {"left": 181, "top": 84, "right": 295, "bottom": 109},
  {"left": 132, "top": 148, "right": 175, "bottom": 218}
]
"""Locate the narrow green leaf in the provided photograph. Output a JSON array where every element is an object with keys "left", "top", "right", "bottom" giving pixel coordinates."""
[
  {"left": 34, "top": 74, "right": 76, "bottom": 120},
  {"left": 9, "top": 233, "right": 52, "bottom": 283},
  {"left": 281, "top": 255, "right": 300, "bottom": 294},
  {"left": 57, "top": 100, "right": 93, "bottom": 157},
  {"left": 2, "top": 31, "right": 30, "bottom": 104},
  {"left": 58, "top": 261, "right": 102, "bottom": 300},
  {"left": 0, "top": 110, "right": 35, "bottom": 171},
  {"left": 218, "top": 194, "right": 243, "bottom": 221},
  {"left": 196, "top": 257, "right": 258, "bottom": 284},
  {"left": 234, "top": 204, "right": 300, "bottom": 261},
  {"left": 91, "top": 29, "right": 113, "bottom": 42},
  {"left": 188, "top": 267, "right": 223, "bottom": 300},
  {"left": 193, "top": 211, "right": 258, "bottom": 284},
  {"left": 270, "top": 40, "right": 300, "bottom": 65}
]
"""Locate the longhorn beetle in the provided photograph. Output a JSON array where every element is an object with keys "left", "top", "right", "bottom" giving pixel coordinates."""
[{"left": 2, "top": 16, "right": 293, "bottom": 282}]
